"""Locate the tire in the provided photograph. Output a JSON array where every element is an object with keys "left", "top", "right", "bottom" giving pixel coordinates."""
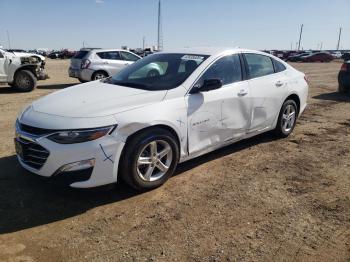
[
  {"left": 338, "top": 83, "right": 348, "bottom": 93},
  {"left": 78, "top": 78, "right": 87, "bottom": 83},
  {"left": 274, "top": 100, "right": 298, "bottom": 138},
  {"left": 13, "top": 70, "right": 36, "bottom": 92},
  {"left": 120, "top": 128, "right": 180, "bottom": 191},
  {"left": 91, "top": 71, "right": 108, "bottom": 81}
]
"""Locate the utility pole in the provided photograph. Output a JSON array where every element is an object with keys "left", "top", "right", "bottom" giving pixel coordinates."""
[
  {"left": 6, "top": 30, "right": 11, "bottom": 49},
  {"left": 320, "top": 42, "right": 323, "bottom": 50},
  {"left": 336, "top": 27, "right": 342, "bottom": 50},
  {"left": 157, "top": 0, "right": 163, "bottom": 51},
  {"left": 143, "top": 36, "right": 145, "bottom": 50},
  {"left": 297, "top": 24, "right": 303, "bottom": 51}
]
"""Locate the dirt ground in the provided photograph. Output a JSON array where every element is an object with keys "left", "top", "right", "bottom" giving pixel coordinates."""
[{"left": 0, "top": 59, "right": 349, "bottom": 262}]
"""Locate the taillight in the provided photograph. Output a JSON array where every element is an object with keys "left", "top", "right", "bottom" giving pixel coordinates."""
[
  {"left": 81, "top": 59, "right": 91, "bottom": 69},
  {"left": 340, "top": 63, "right": 348, "bottom": 72},
  {"left": 304, "top": 75, "right": 309, "bottom": 84}
]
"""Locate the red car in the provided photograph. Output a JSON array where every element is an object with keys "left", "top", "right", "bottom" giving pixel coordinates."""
[{"left": 301, "top": 52, "right": 333, "bottom": 62}]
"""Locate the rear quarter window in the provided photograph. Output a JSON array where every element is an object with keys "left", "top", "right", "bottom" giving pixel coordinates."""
[{"left": 272, "top": 58, "right": 286, "bottom": 73}]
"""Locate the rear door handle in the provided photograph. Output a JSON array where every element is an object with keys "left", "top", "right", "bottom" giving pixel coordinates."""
[
  {"left": 238, "top": 90, "right": 248, "bottom": 97},
  {"left": 275, "top": 81, "right": 284, "bottom": 87}
]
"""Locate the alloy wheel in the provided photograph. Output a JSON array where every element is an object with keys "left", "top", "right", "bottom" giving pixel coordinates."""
[
  {"left": 282, "top": 104, "right": 296, "bottom": 133},
  {"left": 136, "top": 140, "right": 173, "bottom": 182}
]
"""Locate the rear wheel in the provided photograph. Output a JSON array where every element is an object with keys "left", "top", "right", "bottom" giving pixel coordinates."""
[
  {"left": 120, "top": 128, "right": 179, "bottom": 191},
  {"left": 274, "top": 100, "right": 298, "bottom": 137},
  {"left": 92, "top": 71, "right": 108, "bottom": 81},
  {"left": 78, "top": 78, "right": 87, "bottom": 83},
  {"left": 13, "top": 70, "right": 36, "bottom": 92}
]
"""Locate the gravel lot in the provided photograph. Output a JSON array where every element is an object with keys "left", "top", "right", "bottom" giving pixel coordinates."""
[{"left": 0, "top": 59, "right": 349, "bottom": 261}]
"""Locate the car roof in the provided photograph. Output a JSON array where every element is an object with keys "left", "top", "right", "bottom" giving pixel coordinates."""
[
  {"left": 90, "top": 49, "right": 131, "bottom": 53},
  {"left": 160, "top": 47, "right": 260, "bottom": 56}
]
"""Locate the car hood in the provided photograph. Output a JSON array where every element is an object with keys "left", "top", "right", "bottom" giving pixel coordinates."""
[
  {"left": 12, "top": 52, "right": 45, "bottom": 61},
  {"left": 32, "top": 81, "right": 167, "bottom": 118}
]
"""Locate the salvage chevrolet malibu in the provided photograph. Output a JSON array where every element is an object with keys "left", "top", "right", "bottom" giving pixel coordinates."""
[{"left": 15, "top": 48, "right": 308, "bottom": 190}]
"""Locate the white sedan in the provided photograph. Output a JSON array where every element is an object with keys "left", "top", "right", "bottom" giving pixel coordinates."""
[{"left": 15, "top": 47, "right": 308, "bottom": 190}]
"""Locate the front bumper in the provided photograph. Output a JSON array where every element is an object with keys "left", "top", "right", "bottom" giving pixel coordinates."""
[
  {"left": 37, "top": 68, "right": 49, "bottom": 80},
  {"left": 15, "top": 125, "right": 125, "bottom": 188}
]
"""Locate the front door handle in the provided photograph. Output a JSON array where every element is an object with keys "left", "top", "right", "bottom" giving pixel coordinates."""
[
  {"left": 238, "top": 90, "right": 248, "bottom": 97},
  {"left": 275, "top": 81, "right": 284, "bottom": 87}
]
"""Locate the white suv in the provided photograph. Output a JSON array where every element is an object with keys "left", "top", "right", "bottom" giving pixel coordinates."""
[
  {"left": 0, "top": 48, "right": 47, "bottom": 92},
  {"left": 68, "top": 48, "right": 141, "bottom": 82}
]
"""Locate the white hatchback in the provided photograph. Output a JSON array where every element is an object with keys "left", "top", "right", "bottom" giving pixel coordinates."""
[
  {"left": 68, "top": 48, "right": 141, "bottom": 82},
  {"left": 16, "top": 47, "right": 308, "bottom": 190}
]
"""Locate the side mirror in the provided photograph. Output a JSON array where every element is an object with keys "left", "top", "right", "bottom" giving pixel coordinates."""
[{"left": 190, "top": 78, "right": 222, "bottom": 94}]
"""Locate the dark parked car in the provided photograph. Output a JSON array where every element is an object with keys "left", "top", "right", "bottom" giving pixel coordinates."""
[
  {"left": 287, "top": 53, "right": 311, "bottom": 62},
  {"left": 301, "top": 52, "right": 333, "bottom": 62},
  {"left": 342, "top": 52, "right": 350, "bottom": 61},
  {"left": 338, "top": 62, "right": 350, "bottom": 93},
  {"left": 48, "top": 51, "right": 63, "bottom": 59}
]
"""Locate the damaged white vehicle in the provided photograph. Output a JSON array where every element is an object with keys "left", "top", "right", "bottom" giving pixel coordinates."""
[
  {"left": 0, "top": 48, "right": 48, "bottom": 92},
  {"left": 15, "top": 47, "right": 308, "bottom": 190}
]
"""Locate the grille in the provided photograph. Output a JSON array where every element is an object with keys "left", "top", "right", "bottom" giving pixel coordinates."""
[{"left": 15, "top": 137, "right": 50, "bottom": 169}]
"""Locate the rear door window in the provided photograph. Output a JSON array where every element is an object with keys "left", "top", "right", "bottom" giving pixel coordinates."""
[
  {"left": 244, "top": 53, "right": 275, "bottom": 79},
  {"left": 97, "top": 51, "right": 122, "bottom": 60}
]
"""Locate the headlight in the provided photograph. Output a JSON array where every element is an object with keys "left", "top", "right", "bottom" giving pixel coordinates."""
[{"left": 47, "top": 126, "right": 115, "bottom": 144}]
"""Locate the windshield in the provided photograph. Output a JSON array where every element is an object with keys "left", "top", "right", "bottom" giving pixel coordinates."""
[{"left": 105, "top": 53, "right": 209, "bottom": 90}]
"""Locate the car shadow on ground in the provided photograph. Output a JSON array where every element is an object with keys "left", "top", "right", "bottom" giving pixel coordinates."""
[
  {"left": 36, "top": 83, "right": 78, "bottom": 90},
  {"left": 313, "top": 92, "right": 350, "bottom": 102},
  {"left": 0, "top": 132, "right": 278, "bottom": 234},
  {"left": 0, "top": 84, "right": 76, "bottom": 93}
]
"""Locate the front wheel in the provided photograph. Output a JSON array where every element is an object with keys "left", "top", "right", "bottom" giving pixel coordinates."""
[
  {"left": 13, "top": 70, "right": 36, "bottom": 92},
  {"left": 120, "top": 128, "right": 179, "bottom": 191},
  {"left": 274, "top": 100, "right": 298, "bottom": 137}
]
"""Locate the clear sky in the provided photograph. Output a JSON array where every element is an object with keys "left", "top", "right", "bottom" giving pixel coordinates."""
[{"left": 0, "top": 0, "right": 349, "bottom": 50}]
